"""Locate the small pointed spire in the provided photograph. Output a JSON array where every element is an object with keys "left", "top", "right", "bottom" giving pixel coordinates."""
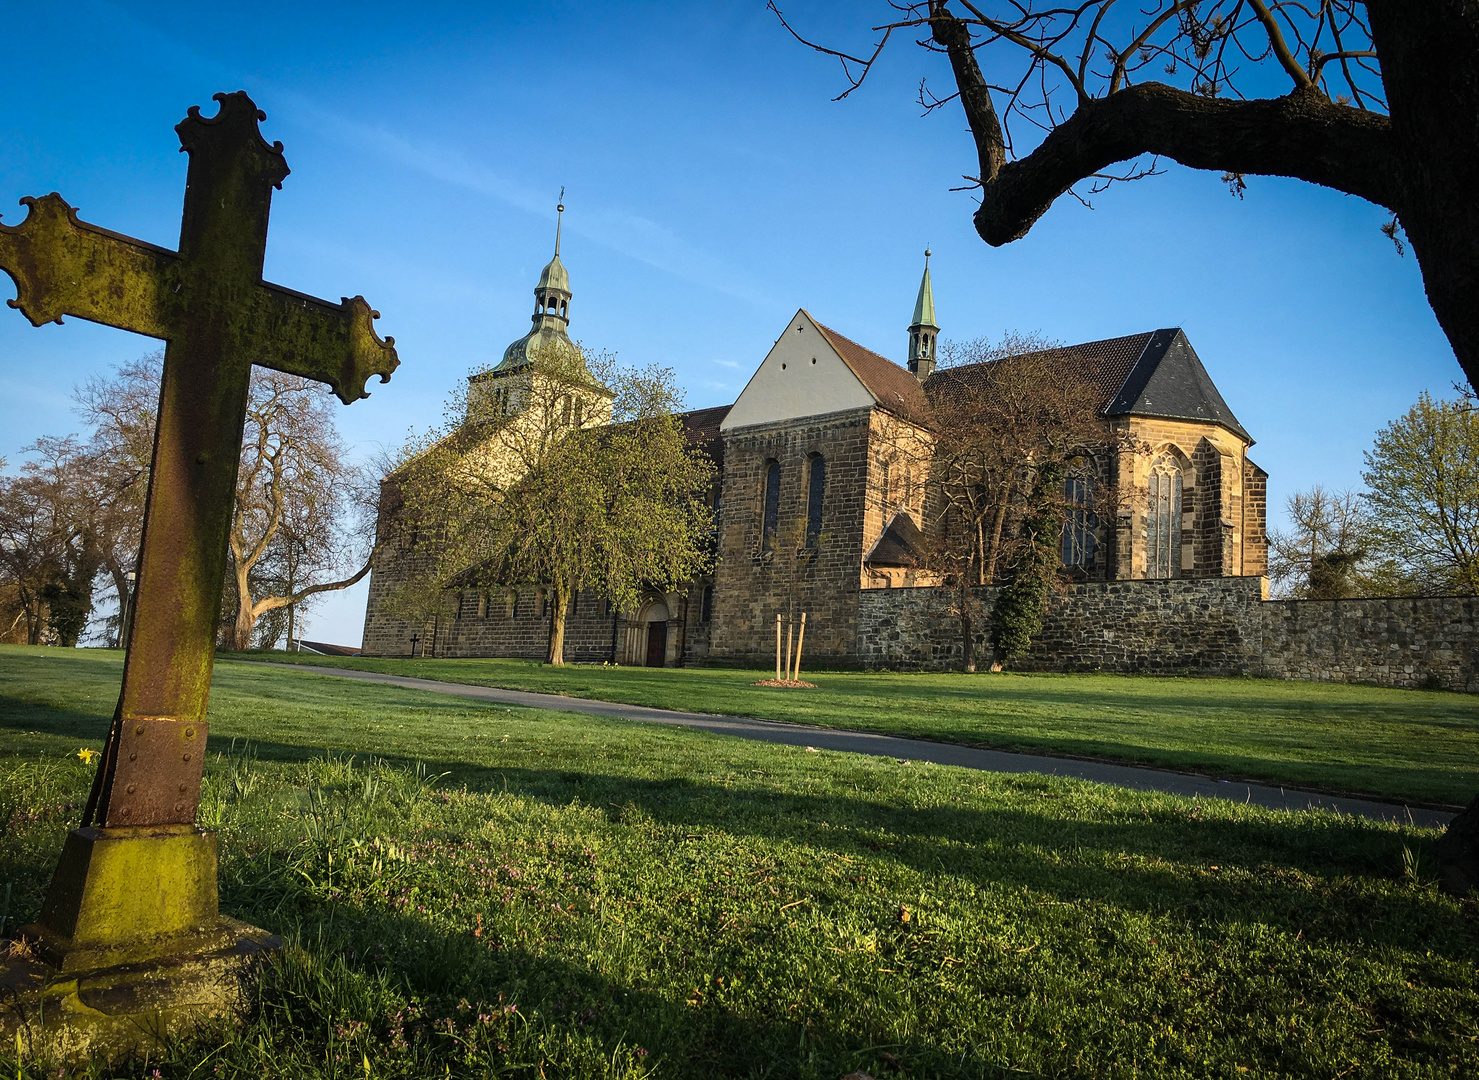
[
  {"left": 907, "top": 247, "right": 938, "bottom": 381},
  {"left": 554, "top": 187, "right": 565, "bottom": 257},
  {"left": 911, "top": 247, "right": 937, "bottom": 330}
]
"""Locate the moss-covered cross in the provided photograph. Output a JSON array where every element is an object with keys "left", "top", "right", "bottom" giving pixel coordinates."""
[{"left": 0, "top": 92, "right": 398, "bottom": 829}]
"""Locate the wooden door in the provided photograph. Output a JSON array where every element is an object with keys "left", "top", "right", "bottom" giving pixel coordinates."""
[{"left": 645, "top": 621, "right": 667, "bottom": 667}]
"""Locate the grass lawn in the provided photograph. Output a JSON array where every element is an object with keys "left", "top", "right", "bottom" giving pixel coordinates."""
[
  {"left": 235, "top": 650, "right": 1479, "bottom": 808},
  {"left": 1, "top": 646, "right": 1477, "bottom": 1078}
]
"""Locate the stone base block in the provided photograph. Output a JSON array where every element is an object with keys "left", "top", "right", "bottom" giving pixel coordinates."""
[{"left": 0, "top": 917, "right": 280, "bottom": 1064}]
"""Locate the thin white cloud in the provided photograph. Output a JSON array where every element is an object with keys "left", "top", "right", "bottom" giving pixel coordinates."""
[{"left": 282, "top": 96, "right": 780, "bottom": 310}]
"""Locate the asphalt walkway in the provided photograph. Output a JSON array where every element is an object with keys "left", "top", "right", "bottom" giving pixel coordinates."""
[{"left": 266, "top": 662, "right": 1454, "bottom": 829}]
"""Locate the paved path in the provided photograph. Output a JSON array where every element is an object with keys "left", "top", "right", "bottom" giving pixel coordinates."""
[{"left": 264, "top": 663, "right": 1454, "bottom": 829}]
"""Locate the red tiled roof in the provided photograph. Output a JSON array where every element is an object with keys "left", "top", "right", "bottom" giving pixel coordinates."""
[
  {"left": 812, "top": 319, "right": 932, "bottom": 425},
  {"left": 925, "top": 331, "right": 1154, "bottom": 413}
]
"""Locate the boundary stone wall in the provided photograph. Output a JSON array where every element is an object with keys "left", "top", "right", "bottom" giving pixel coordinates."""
[{"left": 857, "top": 577, "right": 1479, "bottom": 692}]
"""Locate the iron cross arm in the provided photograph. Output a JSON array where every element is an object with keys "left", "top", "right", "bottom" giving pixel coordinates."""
[{"left": 0, "top": 194, "right": 398, "bottom": 403}]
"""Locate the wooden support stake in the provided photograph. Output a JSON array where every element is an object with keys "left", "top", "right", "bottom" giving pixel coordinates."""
[
  {"left": 775, "top": 613, "right": 782, "bottom": 682},
  {"left": 793, "top": 612, "right": 807, "bottom": 681},
  {"left": 785, "top": 618, "right": 795, "bottom": 683}
]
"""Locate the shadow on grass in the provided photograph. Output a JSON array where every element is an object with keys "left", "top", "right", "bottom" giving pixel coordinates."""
[
  {"left": 2, "top": 693, "right": 1470, "bottom": 962},
  {"left": 235, "top": 894, "right": 1030, "bottom": 1077}
]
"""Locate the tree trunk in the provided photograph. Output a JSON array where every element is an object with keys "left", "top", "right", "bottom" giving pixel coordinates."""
[
  {"left": 984, "top": 501, "right": 1009, "bottom": 584},
  {"left": 1366, "top": 0, "right": 1479, "bottom": 390},
  {"left": 105, "top": 561, "right": 130, "bottom": 648},
  {"left": 546, "top": 579, "right": 570, "bottom": 665},
  {"left": 233, "top": 558, "right": 255, "bottom": 651},
  {"left": 959, "top": 548, "right": 976, "bottom": 673}
]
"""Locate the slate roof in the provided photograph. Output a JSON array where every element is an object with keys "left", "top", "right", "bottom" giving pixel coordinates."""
[
  {"left": 679, "top": 403, "right": 731, "bottom": 466},
  {"left": 295, "top": 640, "right": 362, "bottom": 657},
  {"left": 864, "top": 512, "right": 929, "bottom": 568},
  {"left": 679, "top": 404, "right": 732, "bottom": 444},
  {"left": 926, "top": 327, "right": 1251, "bottom": 443},
  {"left": 1103, "top": 329, "right": 1250, "bottom": 441},
  {"left": 812, "top": 318, "right": 932, "bottom": 424}
]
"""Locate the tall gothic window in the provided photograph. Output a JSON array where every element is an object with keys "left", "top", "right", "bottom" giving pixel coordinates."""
[
  {"left": 805, "top": 454, "right": 825, "bottom": 549},
  {"left": 1062, "top": 475, "right": 1097, "bottom": 569},
  {"left": 761, "top": 460, "right": 781, "bottom": 552},
  {"left": 1146, "top": 456, "right": 1183, "bottom": 578}
]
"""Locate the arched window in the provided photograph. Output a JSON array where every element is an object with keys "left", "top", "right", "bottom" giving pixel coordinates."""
[
  {"left": 1146, "top": 455, "right": 1183, "bottom": 578},
  {"left": 1062, "top": 474, "right": 1097, "bottom": 569},
  {"left": 701, "top": 584, "right": 714, "bottom": 622},
  {"left": 805, "top": 454, "right": 825, "bottom": 548},
  {"left": 761, "top": 459, "right": 781, "bottom": 552},
  {"left": 879, "top": 458, "right": 892, "bottom": 510},
  {"left": 559, "top": 300, "right": 567, "bottom": 316}
]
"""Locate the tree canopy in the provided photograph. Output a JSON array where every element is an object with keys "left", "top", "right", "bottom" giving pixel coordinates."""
[
  {"left": 1361, "top": 391, "right": 1479, "bottom": 595},
  {"left": 393, "top": 349, "right": 715, "bottom": 664}
]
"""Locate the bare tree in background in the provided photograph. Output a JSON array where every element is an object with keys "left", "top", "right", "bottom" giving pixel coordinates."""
[
  {"left": 73, "top": 353, "right": 160, "bottom": 644},
  {"left": 72, "top": 355, "right": 379, "bottom": 651},
  {"left": 913, "top": 333, "right": 1123, "bottom": 668},
  {"left": 0, "top": 438, "right": 104, "bottom": 645},
  {"left": 225, "top": 369, "right": 380, "bottom": 650},
  {"left": 1267, "top": 485, "right": 1374, "bottom": 598},
  {"left": 774, "top": 2, "right": 1479, "bottom": 389}
]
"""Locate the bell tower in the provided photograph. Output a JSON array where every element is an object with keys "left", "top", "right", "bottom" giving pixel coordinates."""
[{"left": 907, "top": 248, "right": 938, "bottom": 381}]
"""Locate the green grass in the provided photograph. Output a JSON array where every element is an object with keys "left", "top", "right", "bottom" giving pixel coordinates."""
[
  {"left": 236, "top": 650, "right": 1479, "bottom": 807},
  {"left": 1, "top": 645, "right": 1478, "bottom": 1078}
]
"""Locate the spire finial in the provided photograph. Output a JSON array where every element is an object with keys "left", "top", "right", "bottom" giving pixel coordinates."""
[
  {"left": 925, "top": 245, "right": 931, "bottom": 263},
  {"left": 554, "top": 187, "right": 565, "bottom": 257}
]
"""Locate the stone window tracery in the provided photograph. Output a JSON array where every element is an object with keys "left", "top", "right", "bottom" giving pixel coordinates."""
[
  {"left": 1146, "top": 455, "right": 1183, "bottom": 579},
  {"left": 1062, "top": 474, "right": 1097, "bottom": 569}
]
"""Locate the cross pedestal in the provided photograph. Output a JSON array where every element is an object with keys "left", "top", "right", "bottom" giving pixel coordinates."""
[{"left": 0, "top": 91, "right": 398, "bottom": 1063}]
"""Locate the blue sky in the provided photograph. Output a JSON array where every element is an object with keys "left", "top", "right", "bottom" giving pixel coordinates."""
[{"left": 0, "top": 1, "right": 1459, "bottom": 646}]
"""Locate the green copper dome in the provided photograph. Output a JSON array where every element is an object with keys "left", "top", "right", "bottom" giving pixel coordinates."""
[{"left": 537, "top": 252, "right": 570, "bottom": 295}]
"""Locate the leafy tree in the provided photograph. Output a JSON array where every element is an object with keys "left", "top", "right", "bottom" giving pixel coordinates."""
[
  {"left": 1361, "top": 391, "right": 1479, "bottom": 594},
  {"left": 776, "top": 3, "right": 1479, "bottom": 389},
  {"left": 395, "top": 348, "right": 715, "bottom": 665}
]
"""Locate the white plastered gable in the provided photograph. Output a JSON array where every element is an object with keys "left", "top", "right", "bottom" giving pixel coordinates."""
[{"left": 719, "top": 309, "right": 875, "bottom": 431}]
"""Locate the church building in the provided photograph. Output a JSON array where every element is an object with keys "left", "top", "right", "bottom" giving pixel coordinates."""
[{"left": 362, "top": 232, "right": 1268, "bottom": 666}]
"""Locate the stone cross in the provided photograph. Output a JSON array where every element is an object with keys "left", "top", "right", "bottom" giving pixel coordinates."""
[
  {"left": 0, "top": 91, "right": 398, "bottom": 831},
  {"left": 0, "top": 94, "right": 397, "bottom": 1007}
]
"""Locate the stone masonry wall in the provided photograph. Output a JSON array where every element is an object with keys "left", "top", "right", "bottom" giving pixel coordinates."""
[
  {"left": 857, "top": 577, "right": 1479, "bottom": 692},
  {"left": 708, "top": 408, "right": 875, "bottom": 665}
]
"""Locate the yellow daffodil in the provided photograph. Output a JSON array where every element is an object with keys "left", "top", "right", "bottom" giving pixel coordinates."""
[{"left": 77, "top": 747, "right": 97, "bottom": 765}]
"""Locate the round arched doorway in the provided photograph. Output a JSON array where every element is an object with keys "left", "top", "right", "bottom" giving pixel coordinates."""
[{"left": 639, "top": 598, "right": 669, "bottom": 667}]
